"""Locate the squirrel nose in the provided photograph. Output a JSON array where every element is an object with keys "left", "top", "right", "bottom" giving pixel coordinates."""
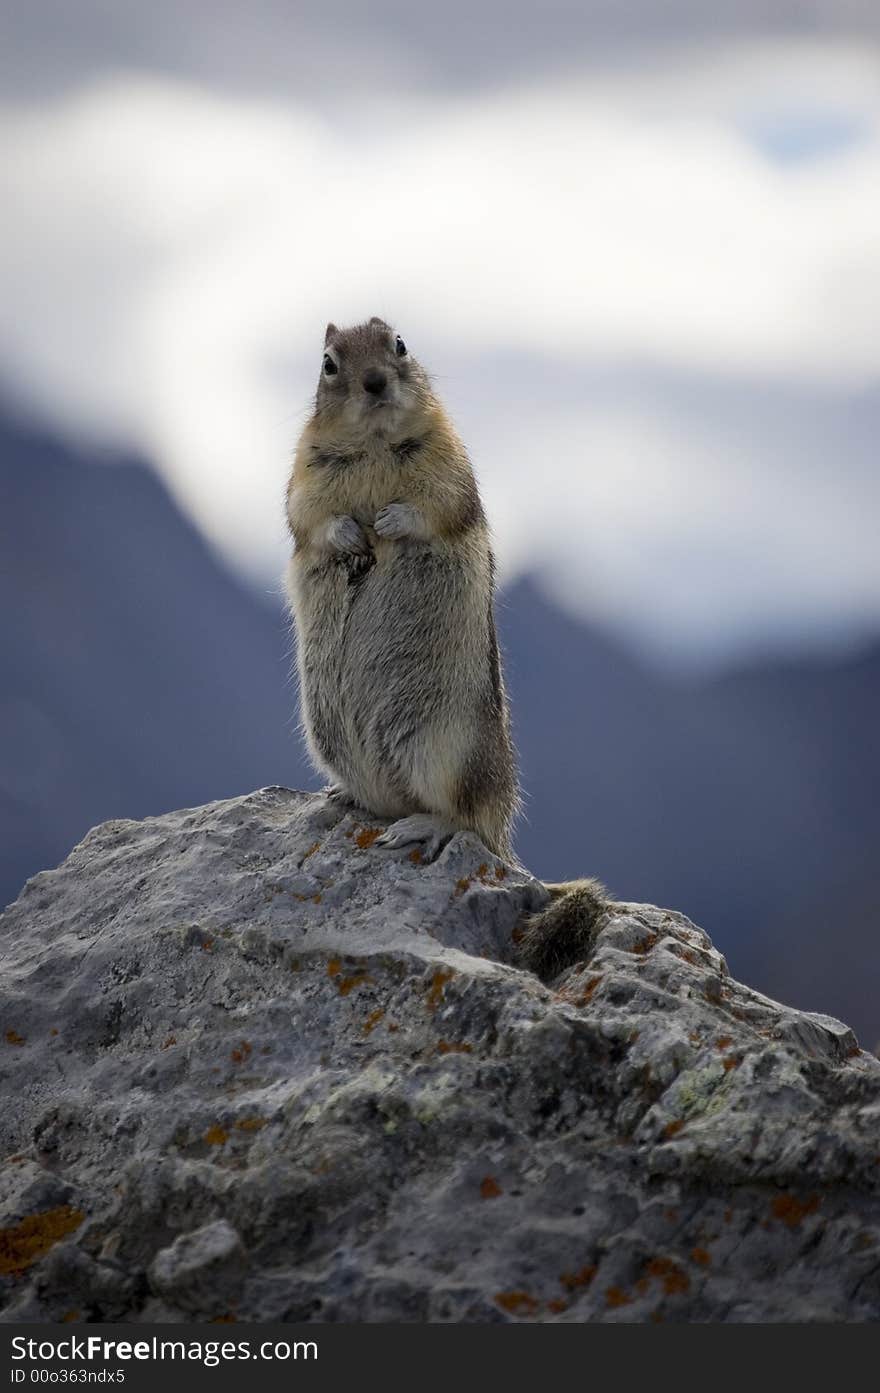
[{"left": 362, "top": 368, "right": 387, "bottom": 396}]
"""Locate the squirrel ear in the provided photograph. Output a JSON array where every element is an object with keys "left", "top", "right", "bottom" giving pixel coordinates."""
[
  {"left": 324, "top": 322, "right": 338, "bottom": 346},
  {"left": 369, "top": 316, "right": 390, "bottom": 330}
]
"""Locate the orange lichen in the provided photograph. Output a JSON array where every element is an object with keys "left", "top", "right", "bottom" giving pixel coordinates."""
[
  {"left": 605, "top": 1286, "right": 632, "bottom": 1308},
  {"left": 427, "top": 969, "right": 454, "bottom": 1010},
  {"left": 312, "top": 894, "right": 322, "bottom": 905},
  {"left": 341, "top": 971, "right": 371, "bottom": 996},
  {"left": 363, "top": 1009, "right": 385, "bottom": 1035},
  {"left": 200, "top": 936, "right": 214, "bottom": 952},
  {"left": 546, "top": 1298, "right": 569, "bottom": 1313},
  {"left": 560, "top": 1264, "right": 596, "bottom": 1291},
  {"left": 230, "top": 1041, "right": 252, "bottom": 1064},
  {"left": 644, "top": 1257, "right": 690, "bottom": 1295},
  {"left": 577, "top": 975, "right": 603, "bottom": 1006},
  {"left": 771, "top": 1194, "right": 820, "bottom": 1228},
  {"left": 495, "top": 1291, "right": 540, "bottom": 1315},
  {"left": 211, "top": 1313, "right": 237, "bottom": 1323},
  {"left": 663, "top": 1119, "right": 685, "bottom": 1139},
  {"left": 495, "top": 864, "right": 508, "bottom": 880},
  {"left": 721, "top": 1055, "right": 740, "bottom": 1072},
  {"left": 437, "top": 1040, "right": 472, "bottom": 1055},
  {"left": 408, "top": 848, "right": 422, "bottom": 864},
  {"left": 354, "top": 826, "right": 382, "bottom": 850},
  {"left": 50, "top": 1028, "right": 59, "bottom": 1037},
  {"left": 203, "top": 1125, "right": 229, "bottom": 1146},
  {"left": 61, "top": 1310, "right": 80, "bottom": 1323},
  {"left": 715, "top": 1035, "right": 733, "bottom": 1050},
  {"left": 234, "top": 1117, "right": 266, "bottom": 1133},
  {"left": 326, "top": 955, "right": 372, "bottom": 996},
  {"left": 0, "top": 1206, "right": 85, "bottom": 1276},
  {"left": 161, "top": 1035, "right": 176, "bottom": 1049},
  {"left": 4, "top": 1030, "right": 25, "bottom": 1046},
  {"left": 631, "top": 934, "right": 658, "bottom": 956},
  {"left": 454, "top": 878, "right": 472, "bottom": 897},
  {"left": 480, "top": 1176, "right": 502, "bottom": 1199},
  {"left": 302, "top": 841, "right": 321, "bottom": 859},
  {"left": 691, "top": 1247, "right": 711, "bottom": 1267}
]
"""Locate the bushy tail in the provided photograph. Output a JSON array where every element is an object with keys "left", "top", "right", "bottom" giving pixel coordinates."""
[{"left": 516, "top": 877, "right": 610, "bottom": 982}]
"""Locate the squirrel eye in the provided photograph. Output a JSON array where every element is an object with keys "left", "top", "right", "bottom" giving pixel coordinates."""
[
  {"left": 323, "top": 353, "right": 338, "bottom": 376},
  {"left": 395, "top": 336, "right": 407, "bottom": 357}
]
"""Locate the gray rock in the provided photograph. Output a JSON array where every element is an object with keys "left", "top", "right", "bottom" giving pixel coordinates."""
[
  {"left": 149, "top": 1220, "right": 247, "bottom": 1315},
  {"left": 1, "top": 786, "right": 879, "bottom": 1323}
]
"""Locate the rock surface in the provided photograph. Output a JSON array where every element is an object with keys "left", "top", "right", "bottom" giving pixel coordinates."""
[{"left": 1, "top": 787, "right": 879, "bottom": 1323}]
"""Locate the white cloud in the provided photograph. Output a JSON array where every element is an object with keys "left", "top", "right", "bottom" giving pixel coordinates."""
[
  {"left": 472, "top": 390, "right": 880, "bottom": 663},
  {"left": 1, "top": 39, "right": 879, "bottom": 659}
]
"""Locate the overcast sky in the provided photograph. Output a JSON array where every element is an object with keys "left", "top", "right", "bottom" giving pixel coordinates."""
[{"left": 2, "top": 4, "right": 879, "bottom": 665}]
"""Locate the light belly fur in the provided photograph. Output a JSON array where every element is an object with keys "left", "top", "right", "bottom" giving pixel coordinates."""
[{"left": 289, "top": 542, "right": 490, "bottom": 818}]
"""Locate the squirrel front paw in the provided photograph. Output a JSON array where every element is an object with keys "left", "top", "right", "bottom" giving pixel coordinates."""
[
  {"left": 374, "top": 502, "right": 427, "bottom": 541},
  {"left": 324, "top": 515, "right": 371, "bottom": 556}
]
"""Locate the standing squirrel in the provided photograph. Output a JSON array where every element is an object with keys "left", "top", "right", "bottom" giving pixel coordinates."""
[{"left": 285, "top": 317, "right": 606, "bottom": 975}]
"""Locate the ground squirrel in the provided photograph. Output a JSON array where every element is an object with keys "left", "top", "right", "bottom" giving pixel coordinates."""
[{"left": 285, "top": 317, "right": 606, "bottom": 975}]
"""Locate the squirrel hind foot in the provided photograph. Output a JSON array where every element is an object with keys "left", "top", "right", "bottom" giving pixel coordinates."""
[
  {"left": 375, "top": 813, "right": 456, "bottom": 863},
  {"left": 323, "top": 783, "right": 356, "bottom": 806},
  {"left": 516, "top": 877, "right": 610, "bottom": 983}
]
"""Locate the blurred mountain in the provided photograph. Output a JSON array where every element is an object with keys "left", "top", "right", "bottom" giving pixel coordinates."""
[
  {"left": 1, "top": 412, "right": 877, "bottom": 1042},
  {"left": 0, "top": 412, "right": 311, "bottom": 915},
  {"left": 507, "top": 582, "right": 880, "bottom": 1045}
]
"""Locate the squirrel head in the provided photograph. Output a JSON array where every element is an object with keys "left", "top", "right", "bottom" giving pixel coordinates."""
[{"left": 314, "top": 317, "right": 432, "bottom": 440}]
